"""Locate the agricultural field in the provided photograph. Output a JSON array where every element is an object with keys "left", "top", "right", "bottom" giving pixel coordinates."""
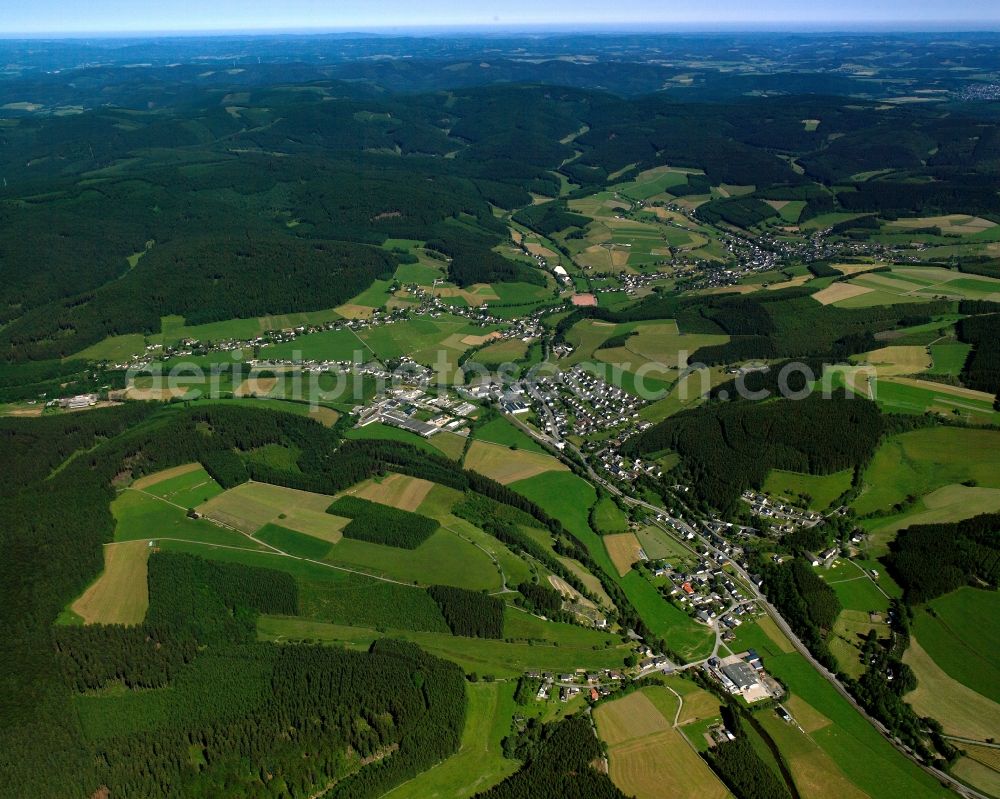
[
  {"left": 762, "top": 651, "right": 945, "bottom": 799},
  {"left": 595, "top": 320, "right": 729, "bottom": 371},
  {"left": 862, "top": 483, "right": 1000, "bottom": 548},
  {"left": 357, "top": 314, "right": 499, "bottom": 364},
  {"left": 762, "top": 468, "right": 853, "bottom": 510},
  {"left": 346, "top": 473, "right": 436, "bottom": 512},
  {"left": 68, "top": 540, "right": 151, "bottom": 625},
  {"left": 603, "top": 532, "right": 645, "bottom": 576},
  {"left": 927, "top": 342, "right": 971, "bottom": 376},
  {"left": 463, "top": 439, "right": 568, "bottom": 484},
  {"left": 345, "top": 422, "right": 455, "bottom": 457},
  {"left": 851, "top": 427, "right": 1000, "bottom": 517},
  {"left": 594, "top": 687, "right": 729, "bottom": 799},
  {"left": 820, "top": 266, "right": 1000, "bottom": 307},
  {"left": 113, "top": 486, "right": 269, "bottom": 551},
  {"left": 472, "top": 415, "right": 546, "bottom": 453},
  {"left": 910, "top": 588, "right": 1000, "bottom": 705},
  {"left": 260, "top": 327, "right": 373, "bottom": 362},
  {"left": 197, "top": 481, "right": 348, "bottom": 540},
  {"left": 903, "top": 636, "right": 1000, "bottom": 742},
  {"left": 862, "top": 375, "right": 1000, "bottom": 423}
]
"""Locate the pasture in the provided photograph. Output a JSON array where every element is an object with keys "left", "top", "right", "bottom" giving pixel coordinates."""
[
  {"left": 347, "top": 473, "right": 435, "bottom": 512},
  {"left": 261, "top": 327, "right": 372, "bottom": 362},
  {"left": 928, "top": 342, "right": 971, "bottom": 376},
  {"left": 113, "top": 488, "right": 267, "bottom": 550},
  {"left": 863, "top": 484, "right": 1000, "bottom": 549},
  {"left": 761, "top": 651, "right": 945, "bottom": 799},
  {"left": 324, "top": 527, "right": 503, "bottom": 590},
  {"left": 867, "top": 375, "right": 1000, "bottom": 424},
  {"left": 592, "top": 496, "right": 629, "bottom": 534},
  {"left": 851, "top": 427, "right": 1000, "bottom": 516},
  {"left": 595, "top": 688, "right": 729, "bottom": 799},
  {"left": 903, "top": 637, "right": 1000, "bottom": 742},
  {"left": 596, "top": 320, "right": 729, "bottom": 371},
  {"left": 634, "top": 524, "right": 693, "bottom": 561},
  {"left": 852, "top": 345, "right": 932, "bottom": 375},
  {"left": 911, "top": 588, "right": 1000, "bottom": 704},
  {"left": 70, "top": 540, "right": 150, "bottom": 625},
  {"left": 463, "top": 439, "right": 568, "bottom": 484},
  {"left": 473, "top": 416, "right": 546, "bottom": 453},
  {"left": 603, "top": 532, "right": 645, "bottom": 576},
  {"left": 139, "top": 465, "right": 223, "bottom": 508},
  {"left": 197, "top": 481, "right": 347, "bottom": 541}
]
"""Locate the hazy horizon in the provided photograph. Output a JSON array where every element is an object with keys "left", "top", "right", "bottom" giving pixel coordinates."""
[{"left": 3, "top": 0, "right": 999, "bottom": 37}]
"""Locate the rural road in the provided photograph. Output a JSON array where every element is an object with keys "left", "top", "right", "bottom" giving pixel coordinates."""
[{"left": 502, "top": 410, "right": 992, "bottom": 799}]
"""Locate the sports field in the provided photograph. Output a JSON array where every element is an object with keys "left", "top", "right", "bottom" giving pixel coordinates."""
[
  {"left": 603, "top": 532, "right": 644, "bottom": 576},
  {"left": 70, "top": 540, "right": 150, "bottom": 625},
  {"left": 463, "top": 439, "right": 568, "bottom": 484},
  {"left": 595, "top": 688, "right": 728, "bottom": 799}
]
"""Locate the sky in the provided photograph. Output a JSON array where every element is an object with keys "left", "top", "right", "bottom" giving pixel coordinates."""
[{"left": 2, "top": 0, "right": 999, "bottom": 35}]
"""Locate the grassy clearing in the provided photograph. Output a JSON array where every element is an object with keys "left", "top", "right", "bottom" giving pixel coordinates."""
[
  {"left": 911, "top": 588, "right": 1000, "bottom": 704},
  {"left": 852, "top": 427, "right": 1000, "bottom": 516},
  {"left": 141, "top": 465, "right": 223, "bottom": 509},
  {"left": 762, "top": 468, "right": 853, "bottom": 510},
  {"left": 69, "top": 540, "right": 150, "bottom": 625},
  {"left": 830, "top": 609, "right": 891, "bottom": 679},
  {"left": 258, "top": 610, "right": 629, "bottom": 677},
  {"left": 345, "top": 422, "right": 449, "bottom": 456},
  {"left": 727, "top": 617, "right": 795, "bottom": 660},
  {"left": 382, "top": 682, "right": 518, "bottom": 799},
  {"left": 592, "top": 496, "right": 630, "bottom": 534},
  {"left": 903, "top": 636, "right": 1000, "bottom": 741},
  {"left": 928, "top": 342, "right": 971, "bottom": 376},
  {"left": 255, "top": 524, "right": 333, "bottom": 560},
  {"left": 131, "top": 462, "right": 202, "bottom": 490},
  {"left": 463, "top": 439, "right": 567, "bottom": 484},
  {"left": 595, "top": 687, "right": 728, "bottom": 799}
]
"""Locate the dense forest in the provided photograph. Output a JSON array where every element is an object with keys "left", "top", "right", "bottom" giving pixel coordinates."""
[
  {"left": 883, "top": 513, "right": 1000, "bottom": 604},
  {"left": 478, "top": 715, "right": 626, "bottom": 799},
  {"left": 327, "top": 496, "right": 440, "bottom": 549},
  {"left": 624, "top": 394, "right": 885, "bottom": 514},
  {"left": 428, "top": 585, "right": 506, "bottom": 638},
  {"left": 0, "top": 403, "right": 475, "bottom": 797}
]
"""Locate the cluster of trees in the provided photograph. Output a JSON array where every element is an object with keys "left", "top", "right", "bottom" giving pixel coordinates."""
[
  {"left": 957, "top": 312, "right": 1000, "bottom": 396},
  {"left": 516, "top": 581, "right": 565, "bottom": 618},
  {"left": 696, "top": 196, "right": 779, "bottom": 229},
  {"left": 758, "top": 557, "right": 842, "bottom": 672},
  {"left": 624, "top": 394, "right": 884, "bottom": 514},
  {"left": 428, "top": 585, "right": 505, "bottom": 638},
  {"left": 704, "top": 707, "right": 793, "bottom": 799},
  {"left": 327, "top": 496, "right": 440, "bottom": 549},
  {"left": 512, "top": 200, "right": 589, "bottom": 236},
  {"left": 883, "top": 513, "right": 1000, "bottom": 604},
  {"left": 482, "top": 715, "right": 626, "bottom": 799}
]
